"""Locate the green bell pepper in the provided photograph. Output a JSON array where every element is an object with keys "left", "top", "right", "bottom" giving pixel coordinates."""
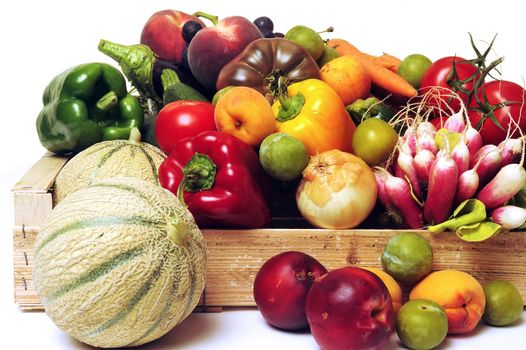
[
  {"left": 346, "top": 97, "right": 394, "bottom": 126},
  {"left": 36, "top": 62, "right": 144, "bottom": 154}
]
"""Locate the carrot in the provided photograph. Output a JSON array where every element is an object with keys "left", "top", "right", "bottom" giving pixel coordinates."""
[
  {"left": 327, "top": 39, "right": 418, "bottom": 98},
  {"left": 367, "top": 53, "right": 402, "bottom": 73}
]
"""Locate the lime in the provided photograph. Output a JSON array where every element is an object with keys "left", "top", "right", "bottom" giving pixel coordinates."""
[
  {"left": 259, "top": 133, "right": 309, "bottom": 181},
  {"left": 381, "top": 232, "right": 433, "bottom": 284},
  {"left": 285, "top": 25, "right": 324, "bottom": 60},
  {"left": 352, "top": 118, "right": 398, "bottom": 166},
  {"left": 398, "top": 54, "right": 432, "bottom": 89},
  {"left": 483, "top": 280, "right": 523, "bottom": 326}
]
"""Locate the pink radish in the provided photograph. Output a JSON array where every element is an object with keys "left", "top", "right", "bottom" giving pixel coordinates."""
[
  {"left": 424, "top": 153, "right": 459, "bottom": 224},
  {"left": 465, "top": 126, "right": 483, "bottom": 156},
  {"left": 444, "top": 111, "right": 466, "bottom": 133},
  {"left": 470, "top": 144, "right": 503, "bottom": 187},
  {"left": 491, "top": 205, "right": 526, "bottom": 230},
  {"left": 451, "top": 138, "right": 470, "bottom": 175},
  {"left": 373, "top": 168, "right": 393, "bottom": 209},
  {"left": 477, "top": 163, "right": 526, "bottom": 209},
  {"left": 403, "top": 127, "right": 417, "bottom": 156},
  {"left": 397, "top": 150, "right": 422, "bottom": 200},
  {"left": 454, "top": 169, "right": 479, "bottom": 206},
  {"left": 499, "top": 137, "right": 523, "bottom": 166},
  {"left": 414, "top": 149, "right": 435, "bottom": 183},
  {"left": 416, "top": 121, "right": 436, "bottom": 135},
  {"left": 416, "top": 133, "right": 438, "bottom": 154},
  {"left": 385, "top": 171, "right": 424, "bottom": 229}
]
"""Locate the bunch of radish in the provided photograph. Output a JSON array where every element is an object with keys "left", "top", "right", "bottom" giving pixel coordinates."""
[{"left": 374, "top": 87, "right": 526, "bottom": 230}]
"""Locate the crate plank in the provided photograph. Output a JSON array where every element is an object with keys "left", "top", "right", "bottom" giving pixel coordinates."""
[
  {"left": 13, "top": 193, "right": 53, "bottom": 228},
  {"left": 12, "top": 154, "right": 68, "bottom": 193},
  {"left": 15, "top": 227, "right": 525, "bottom": 310}
]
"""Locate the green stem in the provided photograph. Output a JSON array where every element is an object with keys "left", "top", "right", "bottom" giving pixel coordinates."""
[
  {"left": 161, "top": 69, "right": 181, "bottom": 91},
  {"left": 317, "top": 27, "right": 334, "bottom": 34},
  {"left": 96, "top": 91, "right": 118, "bottom": 111},
  {"left": 193, "top": 11, "right": 219, "bottom": 25},
  {"left": 166, "top": 217, "right": 189, "bottom": 246}
]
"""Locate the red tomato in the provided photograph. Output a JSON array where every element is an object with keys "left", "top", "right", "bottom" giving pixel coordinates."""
[
  {"left": 420, "top": 56, "right": 479, "bottom": 113},
  {"left": 155, "top": 100, "right": 216, "bottom": 154},
  {"left": 468, "top": 80, "right": 526, "bottom": 145}
]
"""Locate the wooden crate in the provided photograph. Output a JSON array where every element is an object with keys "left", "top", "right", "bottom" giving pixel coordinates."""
[{"left": 12, "top": 155, "right": 526, "bottom": 311}]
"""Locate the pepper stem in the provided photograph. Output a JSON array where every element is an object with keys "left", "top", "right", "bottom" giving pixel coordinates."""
[
  {"left": 193, "top": 11, "right": 219, "bottom": 26},
  {"left": 161, "top": 69, "right": 181, "bottom": 92},
  {"left": 176, "top": 153, "right": 217, "bottom": 206},
  {"left": 166, "top": 217, "right": 189, "bottom": 246},
  {"left": 276, "top": 93, "right": 306, "bottom": 122},
  {"left": 96, "top": 91, "right": 118, "bottom": 111}
]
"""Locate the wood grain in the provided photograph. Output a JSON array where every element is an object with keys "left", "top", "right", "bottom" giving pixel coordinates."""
[{"left": 12, "top": 153, "right": 68, "bottom": 193}]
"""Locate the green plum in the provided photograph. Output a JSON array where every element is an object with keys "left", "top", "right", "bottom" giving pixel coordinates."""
[
  {"left": 259, "top": 133, "right": 309, "bottom": 181},
  {"left": 381, "top": 232, "right": 433, "bottom": 284},
  {"left": 397, "top": 54, "right": 432, "bottom": 89},
  {"left": 483, "top": 280, "right": 524, "bottom": 326},
  {"left": 317, "top": 45, "right": 340, "bottom": 68},
  {"left": 396, "top": 299, "right": 448, "bottom": 350},
  {"left": 285, "top": 25, "right": 324, "bottom": 60}
]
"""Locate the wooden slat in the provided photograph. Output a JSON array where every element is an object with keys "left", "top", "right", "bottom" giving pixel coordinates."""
[
  {"left": 12, "top": 154, "right": 68, "bottom": 193},
  {"left": 15, "top": 227, "right": 526, "bottom": 310},
  {"left": 13, "top": 193, "right": 53, "bottom": 228}
]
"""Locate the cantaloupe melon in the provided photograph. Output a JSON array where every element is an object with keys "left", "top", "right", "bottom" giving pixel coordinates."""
[
  {"left": 32, "top": 177, "right": 206, "bottom": 348},
  {"left": 53, "top": 127, "right": 166, "bottom": 203}
]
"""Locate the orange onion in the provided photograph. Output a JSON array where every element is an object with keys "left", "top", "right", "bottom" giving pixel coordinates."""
[{"left": 296, "top": 150, "right": 377, "bottom": 229}]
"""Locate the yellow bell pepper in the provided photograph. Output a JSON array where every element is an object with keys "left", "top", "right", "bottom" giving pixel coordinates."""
[{"left": 272, "top": 79, "right": 355, "bottom": 155}]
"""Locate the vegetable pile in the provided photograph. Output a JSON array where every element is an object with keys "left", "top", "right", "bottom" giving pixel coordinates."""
[{"left": 31, "top": 6, "right": 526, "bottom": 348}]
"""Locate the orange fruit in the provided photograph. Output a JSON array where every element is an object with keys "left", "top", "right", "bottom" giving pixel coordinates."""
[
  {"left": 361, "top": 267, "right": 402, "bottom": 314},
  {"left": 320, "top": 55, "right": 371, "bottom": 105},
  {"left": 409, "top": 269, "right": 485, "bottom": 334},
  {"left": 214, "top": 87, "right": 276, "bottom": 146}
]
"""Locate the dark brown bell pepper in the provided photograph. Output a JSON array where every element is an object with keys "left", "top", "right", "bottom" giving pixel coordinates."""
[{"left": 216, "top": 38, "right": 321, "bottom": 101}]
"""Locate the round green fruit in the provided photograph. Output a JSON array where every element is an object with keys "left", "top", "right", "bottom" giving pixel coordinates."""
[
  {"left": 381, "top": 232, "right": 433, "bottom": 284},
  {"left": 483, "top": 280, "right": 524, "bottom": 326},
  {"left": 285, "top": 25, "right": 324, "bottom": 60},
  {"left": 396, "top": 299, "right": 448, "bottom": 350},
  {"left": 398, "top": 54, "right": 432, "bottom": 89},
  {"left": 317, "top": 46, "right": 340, "bottom": 68},
  {"left": 352, "top": 118, "right": 398, "bottom": 166},
  {"left": 259, "top": 133, "right": 309, "bottom": 181}
]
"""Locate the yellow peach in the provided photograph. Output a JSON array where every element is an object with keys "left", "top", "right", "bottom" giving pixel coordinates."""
[
  {"left": 361, "top": 267, "right": 402, "bottom": 314},
  {"left": 409, "top": 270, "right": 485, "bottom": 334}
]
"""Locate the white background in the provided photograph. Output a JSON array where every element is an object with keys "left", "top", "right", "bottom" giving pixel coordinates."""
[{"left": 1, "top": 0, "right": 525, "bottom": 349}]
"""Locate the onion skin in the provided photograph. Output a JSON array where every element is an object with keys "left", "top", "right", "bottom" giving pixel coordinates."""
[{"left": 296, "top": 150, "right": 377, "bottom": 229}]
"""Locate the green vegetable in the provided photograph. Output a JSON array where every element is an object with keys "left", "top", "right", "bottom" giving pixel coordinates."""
[
  {"left": 161, "top": 69, "right": 207, "bottom": 105},
  {"left": 429, "top": 199, "right": 502, "bottom": 242},
  {"left": 36, "top": 63, "right": 144, "bottom": 154},
  {"left": 346, "top": 97, "right": 394, "bottom": 125}
]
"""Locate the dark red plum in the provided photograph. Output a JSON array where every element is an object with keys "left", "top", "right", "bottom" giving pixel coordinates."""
[
  {"left": 253, "top": 251, "right": 327, "bottom": 330},
  {"left": 306, "top": 266, "right": 395, "bottom": 350}
]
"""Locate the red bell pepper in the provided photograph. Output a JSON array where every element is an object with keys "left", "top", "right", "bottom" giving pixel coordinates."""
[{"left": 159, "top": 131, "right": 271, "bottom": 228}]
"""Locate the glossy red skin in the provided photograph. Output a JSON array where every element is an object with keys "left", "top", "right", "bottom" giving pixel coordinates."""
[
  {"left": 468, "top": 80, "right": 526, "bottom": 145},
  {"left": 154, "top": 100, "right": 216, "bottom": 155},
  {"left": 158, "top": 131, "right": 271, "bottom": 228},
  {"left": 420, "top": 56, "right": 479, "bottom": 113},
  {"left": 187, "top": 16, "right": 262, "bottom": 91},
  {"left": 306, "top": 267, "right": 395, "bottom": 350},
  {"left": 253, "top": 251, "right": 328, "bottom": 330},
  {"left": 140, "top": 10, "right": 205, "bottom": 64}
]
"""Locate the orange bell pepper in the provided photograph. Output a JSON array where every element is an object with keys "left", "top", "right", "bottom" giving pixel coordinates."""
[{"left": 272, "top": 79, "right": 355, "bottom": 155}]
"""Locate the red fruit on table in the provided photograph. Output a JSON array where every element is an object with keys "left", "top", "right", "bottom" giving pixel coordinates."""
[
  {"left": 140, "top": 10, "right": 205, "bottom": 64},
  {"left": 253, "top": 251, "right": 327, "bottom": 330},
  {"left": 306, "top": 266, "right": 395, "bottom": 350},
  {"left": 187, "top": 13, "right": 262, "bottom": 91}
]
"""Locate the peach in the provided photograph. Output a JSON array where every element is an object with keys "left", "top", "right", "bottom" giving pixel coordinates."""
[
  {"left": 214, "top": 87, "right": 276, "bottom": 146},
  {"left": 320, "top": 55, "right": 371, "bottom": 105},
  {"left": 409, "top": 269, "right": 486, "bottom": 334},
  {"left": 361, "top": 267, "right": 402, "bottom": 314}
]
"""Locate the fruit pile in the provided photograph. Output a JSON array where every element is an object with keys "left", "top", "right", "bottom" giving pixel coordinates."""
[
  {"left": 254, "top": 234, "right": 524, "bottom": 350},
  {"left": 30, "top": 7, "right": 526, "bottom": 349}
]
